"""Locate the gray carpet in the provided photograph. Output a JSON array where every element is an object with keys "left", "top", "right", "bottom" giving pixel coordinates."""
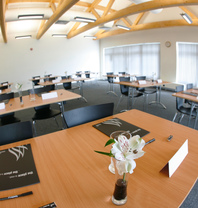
[{"left": 7, "top": 80, "right": 198, "bottom": 207}]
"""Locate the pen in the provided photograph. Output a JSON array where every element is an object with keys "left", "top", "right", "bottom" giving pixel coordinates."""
[
  {"left": 145, "top": 138, "right": 155, "bottom": 145},
  {"left": 0, "top": 191, "right": 33, "bottom": 201},
  {"left": 167, "top": 135, "right": 173, "bottom": 142}
]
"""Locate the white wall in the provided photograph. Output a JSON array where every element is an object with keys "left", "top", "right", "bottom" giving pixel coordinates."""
[
  {"left": 100, "top": 26, "right": 198, "bottom": 88},
  {"left": 0, "top": 34, "right": 100, "bottom": 91}
]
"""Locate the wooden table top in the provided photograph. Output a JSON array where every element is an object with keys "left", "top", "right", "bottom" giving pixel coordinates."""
[
  {"left": 0, "top": 109, "right": 197, "bottom": 208},
  {"left": 115, "top": 80, "right": 169, "bottom": 88},
  {"left": 0, "top": 88, "right": 11, "bottom": 95},
  {"left": 172, "top": 88, "right": 198, "bottom": 102},
  {"left": 0, "top": 89, "right": 81, "bottom": 116}
]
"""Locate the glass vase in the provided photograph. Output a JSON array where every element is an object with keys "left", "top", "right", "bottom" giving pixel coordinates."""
[
  {"left": 18, "top": 90, "right": 23, "bottom": 105},
  {"left": 112, "top": 158, "right": 129, "bottom": 205}
]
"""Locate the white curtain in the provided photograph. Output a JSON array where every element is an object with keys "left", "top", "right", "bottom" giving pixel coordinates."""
[
  {"left": 177, "top": 42, "right": 198, "bottom": 87},
  {"left": 104, "top": 43, "right": 160, "bottom": 79}
]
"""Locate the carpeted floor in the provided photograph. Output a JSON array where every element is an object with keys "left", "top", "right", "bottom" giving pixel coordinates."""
[{"left": 6, "top": 80, "right": 198, "bottom": 208}]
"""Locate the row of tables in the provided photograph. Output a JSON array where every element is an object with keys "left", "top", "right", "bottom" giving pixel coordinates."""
[{"left": 0, "top": 109, "right": 197, "bottom": 207}]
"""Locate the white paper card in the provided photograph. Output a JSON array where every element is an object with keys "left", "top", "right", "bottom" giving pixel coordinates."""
[
  {"left": 0, "top": 90, "right": 2, "bottom": 93},
  {"left": 42, "top": 92, "right": 58, "bottom": 100},
  {"left": 2, "top": 83, "right": 7, "bottom": 86},
  {"left": 157, "top": 79, "right": 162, "bottom": 83},
  {"left": 52, "top": 79, "right": 59, "bottom": 83},
  {"left": 168, "top": 139, "right": 188, "bottom": 177},
  {"left": 138, "top": 80, "right": 146, "bottom": 85},
  {"left": 0, "top": 103, "right": 5, "bottom": 110}
]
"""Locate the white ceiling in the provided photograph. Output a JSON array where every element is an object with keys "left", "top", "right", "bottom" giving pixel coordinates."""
[{"left": 1, "top": 0, "right": 198, "bottom": 43}]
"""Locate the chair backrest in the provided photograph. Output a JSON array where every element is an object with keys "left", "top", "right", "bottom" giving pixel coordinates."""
[
  {"left": 186, "top": 83, "right": 193, "bottom": 90},
  {"left": 63, "top": 102, "right": 114, "bottom": 128},
  {"left": 32, "top": 76, "right": 40, "bottom": 86},
  {"left": 85, "top": 71, "right": 90, "bottom": 78},
  {"left": 0, "top": 121, "right": 33, "bottom": 146},
  {"left": 119, "top": 72, "right": 126, "bottom": 75},
  {"left": 0, "top": 93, "right": 15, "bottom": 118},
  {"left": 136, "top": 76, "right": 146, "bottom": 80},
  {"left": 63, "top": 82, "right": 72, "bottom": 90},
  {"left": 119, "top": 77, "right": 130, "bottom": 95},
  {"left": 106, "top": 72, "right": 114, "bottom": 83},
  {"left": 0, "top": 81, "right": 9, "bottom": 90},
  {"left": 76, "top": 71, "right": 82, "bottom": 77},
  {"left": 175, "top": 85, "right": 184, "bottom": 109},
  {"left": 0, "top": 92, "right": 14, "bottom": 102}
]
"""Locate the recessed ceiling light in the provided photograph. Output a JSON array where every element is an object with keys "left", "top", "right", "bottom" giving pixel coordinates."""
[
  {"left": 18, "top": 14, "right": 44, "bottom": 20},
  {"left": 116, "top": 24, "right": 131, "bottom": 31},
  {"left": 180, "top": 13, "right": 192, "bottom": 24},
  {"left": 74, "top": 16, "right": 96, "bottom": 23},
  {"left": 52, "top": 34, "right": 67, "bottom": 38},
  {"left": 55, "top": 20, "right": 69, "bottom": 25},
  {"left": 84, "top": 35, "right": 96, "bottom": 39},
  {"left": 15, "top": 35, "right": 32, "bottom": 40}
]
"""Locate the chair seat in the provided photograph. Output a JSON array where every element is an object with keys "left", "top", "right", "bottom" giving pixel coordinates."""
[
  {"left": 32, "top": 109, "right": 61, "bottom": 120},
  {"left": 1, "top": 115, "right": 20, "bottom": 126},
  {"left": 178, "top": 106, "right": 197, "bottom": 117}
]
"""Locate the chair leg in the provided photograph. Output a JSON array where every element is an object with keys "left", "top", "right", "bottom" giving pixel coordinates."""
[
  {"left": 172, "top": 112, "right": 178, "bottom": 122},
  {"left": 178, "top": 114, "right": 184, "bottom": 123},
  {"left": 54, "top": 117, "right": 60, "bottom": 129},
  {"left": 32, "top": 120, "right": 37, "bottom": 137},
  {"left": 116, "top": 95, "right": 123, "bottom": 110}
]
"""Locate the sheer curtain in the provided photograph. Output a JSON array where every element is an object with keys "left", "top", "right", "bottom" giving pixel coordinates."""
[
  {"left": 104, "top": 43, "right": 160, "bottom": 78},
  {"left": 177, "top": 42, "right": 198, "bottom": 87}
]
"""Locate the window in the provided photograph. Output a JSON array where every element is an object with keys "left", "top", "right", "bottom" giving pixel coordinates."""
[
  {"left": 177, "top": 42, "right": 198, "bottom": 87},
  {"left": 104, "top": 43, "right": 160, "bottom": 79}
]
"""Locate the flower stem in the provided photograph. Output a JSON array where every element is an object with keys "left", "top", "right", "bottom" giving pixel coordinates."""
[{"left": 123, "top": 173, "right": 126, "bottom": 182}]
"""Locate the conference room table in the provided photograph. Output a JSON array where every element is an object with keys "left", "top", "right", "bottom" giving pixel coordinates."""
[
  {"left": 38, "top": 77, "right": 89, "bottom": 102},
  {"left": 0, "top": 88, "right": 11, "bottom": 95},
  {"left": 0, "top": 89, "right": 81, "bottom": 116},
  {"left": 172, "top": 88, "right": 198, "bottom": 128},
  {"left": 0, "top": 109, "right": 197, "bottom": 208},
  {"left": 115, "top": 80, "right": 169, "bottom": 110}
]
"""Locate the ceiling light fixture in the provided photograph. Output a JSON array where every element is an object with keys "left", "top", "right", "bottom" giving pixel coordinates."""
[
  {"left": 18, "top": 14, "right": 44, "bottom": 20},
  {"left": 116, "top": 24, "right": 131, "bottom": 31},
  {"left": 84, "top": 35, "right": 96, "bottom": 39},
  {"left": 74, "top": 16, "right": 96, "bottom": 23},
  {"left": 180, "top": 13, "right": 192, "bottom": 24},
  {"left": 52, "top": 34, "right": 67, "bottom": 38},
  {"left": 15, "top": 35, "right": 32, "bottom": 40}
]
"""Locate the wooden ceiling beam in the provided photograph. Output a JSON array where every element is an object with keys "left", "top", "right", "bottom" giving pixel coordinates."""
[
  {"left": 133, "top": 12, "right": 145, "bottom": 25},
  {"left": 102, "top": 0, "right": 115, "bottom": 17},
  {"left": 67, "top": 0, "right": 198, "bottom": 39},
  {"left": 179, "top": 6, "right": 198, "bottom": 19},
  {"left": 0, "top": 0, "right": 7, "bottom": 43},
  {"left": 36, "top": 0, "right": 79, "bottom": 39},
  {"left": 96, "top": 19, "right": 198, "bottom": 39}
]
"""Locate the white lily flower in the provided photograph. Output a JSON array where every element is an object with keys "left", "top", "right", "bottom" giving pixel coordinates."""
[{"left": 111, "top": 134, "right": 145, "bottom": 175}]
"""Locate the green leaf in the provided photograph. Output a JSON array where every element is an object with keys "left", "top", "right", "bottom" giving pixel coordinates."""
[
  {"left": 94, "top": 150, "right": 113, "bottom": 157},
  {"left": 104, "top": 139, "right": 115, "bottom": 147}
]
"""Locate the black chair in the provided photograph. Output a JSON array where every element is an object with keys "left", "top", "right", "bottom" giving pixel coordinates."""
[
  {"left": 106, "top": 72, "right": 117, "bottom": 96},
  {"left": 0, "top": 81, "right": 9, "bottom": 90},
  {"left": 32, "top": 76, "right": 40, "bottom": 86},
  {"left": 172, "top": 85, "right": 197, "bottom": 124},
  {"left": 117, "top": 77, "right": 143, "bottom": 110},
  {"left": 0, "top": 121, "right": 33, "bottom": 146},
  {"left": 85, "top": 71, "right": 91, "bottom": 78},
  {"left": 118, "top": 72, "right": 126, "bottom": 75},
  {"left": 136, "top": 76, "right": 157, "bottom": 108},
  {"left": 63, "top": 102, "right": 114, "bottom": 128},
  {"left": 76, "top": 71, "right": 82, "bottom": 77},
  {"left": 184, "top": 83, "right": 193, "bottom": 106},
  {"left": 44, "top": 74, "right": 55, "bottom": 90},
  {"left": 0, "top": 92, "right": 20, "bottom": 125},
  {"left": 29, "top": 86, "right": 61, "bottom": 135}
]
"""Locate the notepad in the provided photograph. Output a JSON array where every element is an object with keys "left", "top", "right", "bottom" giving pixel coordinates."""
[
  {"left": 0, "top": 103, "right": 5, "bottom": 110},
  {"left": 157, "top": 79, "right": 162, "bottom": 83},
  {"left": 138, "top": 80, "right": 146, "bottom": 85},
  {"left": 42, "top": 92, "right": 58, "bottom": 100}
]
